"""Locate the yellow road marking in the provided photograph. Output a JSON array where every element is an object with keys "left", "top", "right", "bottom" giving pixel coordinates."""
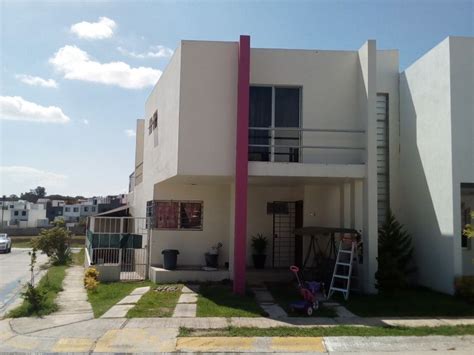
[
  {"left": 270, "top": 337, "right": 326, "bottom": 352},
  {"left": 176, "top": 337, "right": 254, "bottom": 351},
  {"left": 53, "top": 338, "right": 95, "bottom": 352}
]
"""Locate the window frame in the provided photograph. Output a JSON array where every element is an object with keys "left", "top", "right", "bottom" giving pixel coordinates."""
[
  {"left": 249, "top": 85, "right": 302, "bottom": 163},
  {"left": 150, "top": 200, "right": 204, "bottom": 231}
]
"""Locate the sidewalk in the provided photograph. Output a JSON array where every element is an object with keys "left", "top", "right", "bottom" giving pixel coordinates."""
[{"left": 1, "top": 316, "right": 474, "bottom": 353}]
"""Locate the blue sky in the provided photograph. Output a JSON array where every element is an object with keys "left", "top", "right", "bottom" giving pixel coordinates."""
[{"left": 0, "top": 0, "right": 472, "bottom": 197}]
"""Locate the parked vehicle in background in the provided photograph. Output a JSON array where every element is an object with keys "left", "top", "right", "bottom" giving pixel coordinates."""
[{"left": 0, "top": 233, "right": 12, "bottom": 253}]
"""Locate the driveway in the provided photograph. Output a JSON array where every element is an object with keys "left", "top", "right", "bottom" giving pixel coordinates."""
[{"left": 0, "top": 248, "right": 48, "bottom": 317}]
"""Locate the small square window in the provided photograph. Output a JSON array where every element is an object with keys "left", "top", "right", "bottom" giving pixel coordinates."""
[
  {"left": 22, "top": 211, "right": 27, "bottom": 216},
  {"left": 92, "top": 207, "right": 96, "bottom": 212},
  {"left": 152, "top": 111, "right": 158, "bottom": 129},
  {"left": 65, "top": 207, "right": 70, "bottom": 212},
  {"left": 14, "top": 211, "right": 19, "bottom": 216},
  {"left": 148, "top": 117, "right": 153, "bottom": 135},
  {"left": 73, "top": 207, "right": 79, "bottom": 212},
  {"left": 84, "top": 207, "right": 89, "bottom": 212}
]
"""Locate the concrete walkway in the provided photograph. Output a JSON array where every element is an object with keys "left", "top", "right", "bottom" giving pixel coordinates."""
[
  {"left": 251, "top": 285, "right": 288, "bottom": 319},
  {"left": 101, "top": 286, "right": 150, "bottom": 318},
  {"left": 55, "top": 266, "right": 93, "bottom": 318},
  {"left": 172, "top": 284, "right": 199, "bottom": 317}
]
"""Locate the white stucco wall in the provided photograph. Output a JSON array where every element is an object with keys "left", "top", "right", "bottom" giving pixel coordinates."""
[
  {"left": 149, "top": 182, "right": 231, "bottom": 268},
  {"left": 178, "top": 41, "right": 238, "bottom": 177},
  {"left": 134, "top": 46, "right": 182, "bottom": 220},
  {"left": 400, "top": 38, "right": 456, "bottom": 294}
]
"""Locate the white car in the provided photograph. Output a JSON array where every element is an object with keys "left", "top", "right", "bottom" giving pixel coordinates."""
[{"left": 0, "top": 233, "right": 12, "bottom": 253}]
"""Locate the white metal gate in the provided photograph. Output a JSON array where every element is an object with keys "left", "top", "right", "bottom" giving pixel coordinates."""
[{"left": 120, "top": 248, "right": 147, "bottom": 281}]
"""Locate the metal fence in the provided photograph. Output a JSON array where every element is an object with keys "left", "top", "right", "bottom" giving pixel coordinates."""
[{"left": 89, "top": 247, "right": 147, "bottom": 281}]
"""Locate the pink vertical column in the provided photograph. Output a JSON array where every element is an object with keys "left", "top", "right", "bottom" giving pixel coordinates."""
[{"left": 233, "top": 35, "right": 250, "bottom": 295}]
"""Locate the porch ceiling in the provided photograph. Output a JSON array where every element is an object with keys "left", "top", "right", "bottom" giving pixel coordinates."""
[{"left": 248, "top": 175, "right": 360, "bottom": 186}]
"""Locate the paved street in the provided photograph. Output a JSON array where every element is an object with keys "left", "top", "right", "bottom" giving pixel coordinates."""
[{"left": 0, "top": 248, "right": 48, "bottom": 317}]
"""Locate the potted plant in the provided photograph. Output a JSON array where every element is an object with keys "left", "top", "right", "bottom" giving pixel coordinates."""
[
  {"left": 251, "top": 234, "right": 268, "bottom": 269},
  {"left": 204, "top": 242, "right": 222, "bottom": 268}
]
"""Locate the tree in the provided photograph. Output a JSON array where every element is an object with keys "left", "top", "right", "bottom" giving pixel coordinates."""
[
  {"left": 34, "top": 186, "right": 46, "bottom": 198},
  {"left": 375, "top": 211, "right": 416, "bottom": 292},
  {"left": 32, "top": 225, "right": 71, "bottom": 265}
]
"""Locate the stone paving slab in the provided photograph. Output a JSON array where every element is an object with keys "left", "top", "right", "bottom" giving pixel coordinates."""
[
  {"left": 260, "top": 303, "right": 287, "bottom": 319},
  {"left": 334, "top": 305, "right": 358, "bottom": 318},
  {"left": 117, "top": 294, "right": 143, "bottom": 305},
  {"left": 52, "top": 337, "right": 95, "bottom": 352},
  {"left": 178, "top": 293, "right": 198, "bottom": 303},
  {"left": 101, "top": 304, "right": 135, "bottom": 318},
  {"left": 182, "top": 284, "right": 200, "bottom": 293},
  {"left": 253, "top": 289, "right": 275, "bottom": 303},
  {"left": 31, "top": 318, "right": 125, "bottom": 338},
  {"left": 173, "top": 303, "right": 197, "bottom": 317},
  {"left": 130, "top": 286, "right": 150, "bottom": 296}
]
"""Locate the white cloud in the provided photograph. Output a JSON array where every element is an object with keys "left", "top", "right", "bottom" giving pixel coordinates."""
[
  {"left": 124, "top": 129, "right": 136, "bottom": 137},
  {"left": 0, "top": 166, "right": 68, "bottom": 195},
  {"left": 49, "top": 45, "right": 161, "bottom": 89},
  {"left": 117, "top": 45, "right": 173, "bottom": 59},
  {"left": 83, "top": 119, "right": 89, "bottom": 125},
  {"left": 15, "top": 74, "right": 58, "bottom": 88},
  {"left": 0, "top": 96, "right": 70, "bottom": 123},
  {"left": 70, "top": 16, "right": 116, "bottom": 40}
]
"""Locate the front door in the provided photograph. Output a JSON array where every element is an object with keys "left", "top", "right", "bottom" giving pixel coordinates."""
[{"left": 272, "top": 201, "right": 303, "bottom": 268}]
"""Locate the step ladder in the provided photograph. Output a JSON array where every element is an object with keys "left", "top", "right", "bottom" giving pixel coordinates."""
[{"left": 328, "top": 238, "right": 359, "bottom": 300}]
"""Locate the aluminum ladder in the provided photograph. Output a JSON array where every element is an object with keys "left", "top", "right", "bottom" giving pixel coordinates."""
[{"left": 327, "top": 239, "right": 358, "bottom": 300}]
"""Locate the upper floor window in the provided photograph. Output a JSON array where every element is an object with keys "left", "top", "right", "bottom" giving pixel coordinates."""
[
  {"left": 84, "top": 207, "right": 89, "bottom": 212},
  {"left": 65, "top": 207, "right": 70, "bottom": 212},
  {"left": 91, "top": 207, "right": 96, "bottom": 212},
  {"left": 21, "top": 211, "right": 27, "bottom": 216},
  {"left": 148, "top": 110, "right": 158, "bottom": 135},
  {"left": 249, "top": 86, "right": 301, "bottom": 163},
  {"left": 14, "top": 211, "right": 19, "bottom": 216},
  {"left": 147, "top": 200, "right": 203, "bottom": 230},
  {"left": 73, "top": 207, "right": 79, "bottom": 212}
]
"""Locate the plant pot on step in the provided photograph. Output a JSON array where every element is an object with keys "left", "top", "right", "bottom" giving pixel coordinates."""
[
  {"left": 205, "top": 252, "right": 219, "bottom": 268},
  {"left": 252, "top": 254, "right": 266, "bottom": 269}
]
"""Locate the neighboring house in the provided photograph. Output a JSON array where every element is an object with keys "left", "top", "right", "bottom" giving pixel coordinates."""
[
  {"left": 399, "top": 36, "right": 474, "bottom": 294},
  {"left": 0, "top": 200, "right": 48, "bottom": 228},
  {"left": 62, "top": 204, "right": 82, "bottom": 222}
]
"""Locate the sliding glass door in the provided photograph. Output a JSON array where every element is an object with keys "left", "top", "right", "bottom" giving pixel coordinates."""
[{"left": 249, "top": 86, "right": 301, "bottom": 162}]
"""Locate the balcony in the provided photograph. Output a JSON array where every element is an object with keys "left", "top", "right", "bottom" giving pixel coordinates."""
[{"left": 248, "top": 127, "right": 366, "bottom": 165}]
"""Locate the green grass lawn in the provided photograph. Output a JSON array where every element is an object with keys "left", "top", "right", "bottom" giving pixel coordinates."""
[
  {"left": 87, "top": 281, "right": 154, "bottom": 318},
  {"left": 340, "top": 287, "right": 474, "bottom": 317},
  {"left": 127, "top": 285, "right": 182, "bottom": 318},
  {"left": 7, "top": 265, "right": 67, "bottom": 318},
  {"left": 197, "top": 283, "right": 265, "bottom": 317},
  {"left": 266, "top": 282, "right": 337, "bottom": 317},
  {"left": 179, "top": 324, "right": 474, "bottom": 337},
  {"left": 11, "top": 236, "right": 86, "bottom": 248}
]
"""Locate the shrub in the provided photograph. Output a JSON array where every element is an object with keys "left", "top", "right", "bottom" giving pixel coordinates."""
[
  {"left": 32, "top": 226, "right": 71, "bottom": 265},
  {"left": 84, "top": 267, "right": 100, "bottom": 291},
  {"left": 21, "top": 282, "right": 47, "bottom": 313},
  {"left": 375, "top": 211, "right": 416, "bottom": 292},
  {"left": 454, "top": 276, "right": 474, "bottom": 303}
]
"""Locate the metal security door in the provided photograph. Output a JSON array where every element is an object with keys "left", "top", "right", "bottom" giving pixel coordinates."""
[{"left": 272, "top": 201, "right": 296, "bottom": 268}]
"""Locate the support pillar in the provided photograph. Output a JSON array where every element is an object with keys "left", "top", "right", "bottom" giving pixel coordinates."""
[{"left": 233, "top": 35, "right": 250, "bottom": 295}]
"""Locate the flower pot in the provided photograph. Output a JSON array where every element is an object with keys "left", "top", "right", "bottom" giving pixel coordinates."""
[
  {"left": 252, "top": 254, "right": 266, "bottom": 269},
  {"left": 205, "top": 252, "right": 218, "bottom": 268}
]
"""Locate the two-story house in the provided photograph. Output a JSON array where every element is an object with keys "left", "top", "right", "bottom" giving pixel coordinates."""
[
  {"left": 123, "top": 36, "right": 474, "bottom": 295},
  {"left": 127, "top": 36, "right": 403, "bottom": 294}
]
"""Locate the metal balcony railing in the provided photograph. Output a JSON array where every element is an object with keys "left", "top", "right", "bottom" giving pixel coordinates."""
[{"left": 248, "top": 127, "right": 366, "bottom": 164}]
